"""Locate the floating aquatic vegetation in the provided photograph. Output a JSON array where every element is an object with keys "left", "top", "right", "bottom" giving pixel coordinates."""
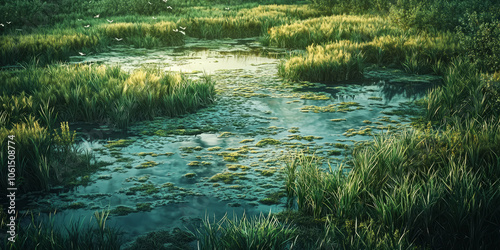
[
  {"left": 135, "top": 160, "right": 159, "bottom": 169},
  {"left": 239, "top": 139, "right": 255, "bottom": 143},
  {"left": 368, "top": 96, "right": 383, "bottom": 101},
  {"left": 184, "top": 173, "right": 197, "bottom": 178},
  {"left": 111, "top": 206, "right": 136, "bottom": 216},
  {"left": 218, "top": 132, "right": 233, "bottom": 137},
  {"left": 331, "top": 118, "right": 347, "bottom": 122},
  {"left": 226, "top": 164, "right": 250, "bottom": 171},
  {"left": 128, "top": 183, "right": 159, "bottom": 194},
  {"left": 300, "top": 102, "right": 361, "bottom": 113},
  {"left": 179, "top": 146, "right": 203, "bottom": 153},
  {"left": 105, "top": 139, "right": 135, "bottom": 148},
  {"left": 136, "top": 203, "right": 153, "bottom": 212},
  {"left": 207, "top": 146, "right": 222, "bottom": 151},
  {"left": 67, "top": 202, "right": 86, "bottom": 209},
  {"left": 343, "top": 127, "right": 373, "bottom": 137},
  {"left": 256, "top": 138, "right": 281, "bottom": 147}
]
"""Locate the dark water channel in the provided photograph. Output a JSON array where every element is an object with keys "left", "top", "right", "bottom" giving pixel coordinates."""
[{"left": 23, "top": 38, "right": 439, "bottom": 246}]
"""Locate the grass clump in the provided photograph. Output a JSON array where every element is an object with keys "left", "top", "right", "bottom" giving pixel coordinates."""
[
  {"left": 193, "top": 212, "right": 296, "bottom": 250},
  {"left": 255, "top": 138, "right": 281, "bottom": 147},
  {"left": 3, "top": 210, "right": 122, "bottom": 249}
]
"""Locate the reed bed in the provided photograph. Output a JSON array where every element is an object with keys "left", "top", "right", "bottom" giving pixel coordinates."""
[
  {"left": 2, "top": 210, "right": 121, "bottom": 249},
  {"left": 278, "top": 46, "right": 364, "bottom": 82},
  {"left": 285, "top": 118, "right": 500, "bottom": 248},
  {"left": 267, "top": 15, "right": 401, "bottom": 48},
  {"left": 0, "top": 33, "right": 101, "bottom": 66},
  {"left": 194, "top": 212, "right": 296, "bottom": 250},
  {"left": 0, "top": 64, "right": 215, "bottom": 192},
  {"left": 279, "top": 32, "right": 460, "bottom": 81}
]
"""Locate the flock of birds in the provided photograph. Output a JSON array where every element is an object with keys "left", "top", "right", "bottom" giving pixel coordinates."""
[{"left": 78, "top": 0, "right": 181, "bottom": 56}]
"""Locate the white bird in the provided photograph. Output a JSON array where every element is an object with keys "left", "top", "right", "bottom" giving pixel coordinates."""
[
  {"left": 152, "top": 16, "right": 157, "bottom": 19},
  {"left": 167, "top": 6, "right": 172, "bottom": 9},
  {"left": 179, "top": 30, "right": 185, "bottom": 35},
  {"left": 115, "top": 37, "right": 123, "bottom": 41},
  {"left": 224, "top": 7, "right": 230, "bottom": 10},
  {"left": 148, "top": 1, "right": 152, "bottom": 4},
  {"left": 84, "top": 24, "right": 90, "bottom": 28},
  {"left": 0, "top": 23, "right": 4, "bottom": 27},
  {"left": 77, "top": 18, "right": 82, "bottom": 21},
  {"left": 78, "top": 52, "right": 86, "bottom": 56},
  {"left": 6, "top": 21, "right": 11, "bottom": 24},
  {"left": 179, "top": 26, "right": 186, "bottom": 30},
  {"left": 173, "top": 28, "right": 178, "bottom": 32},
  {"left": 162, "top": 0, "right": 167, "bottom": 2},
  {"left": 107, "top": 19, "right": 113, "bottom": 23},
  {"left": 94, "top": 14, "right": 100, "bottom": 18}
]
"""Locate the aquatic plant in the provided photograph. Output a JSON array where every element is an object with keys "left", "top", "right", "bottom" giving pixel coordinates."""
[
  {"left": 3, "top": 210, "right": 122, "bottom": 249},
  {"left": 194, "top": 212, "right": 296, "bottom": 250}
]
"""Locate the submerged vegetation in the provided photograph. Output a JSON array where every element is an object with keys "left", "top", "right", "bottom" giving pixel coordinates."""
[{"left": 1, "top": 0, "right": 499, "bottom": 249}]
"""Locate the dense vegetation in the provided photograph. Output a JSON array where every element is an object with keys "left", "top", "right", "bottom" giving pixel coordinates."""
[{"left": 1, "top": 0, "right": 499, "bottom": 248}]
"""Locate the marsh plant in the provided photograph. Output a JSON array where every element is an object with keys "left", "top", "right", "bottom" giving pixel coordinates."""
[
  {"left": 2, "top": 210, "right": 122, "bottom": 250},
  {"left": 194, "top": 212, "right": 297, "bottom": 250}
]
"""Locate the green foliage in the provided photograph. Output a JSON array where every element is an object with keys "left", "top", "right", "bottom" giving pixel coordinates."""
[
  {"left": 425, "top": 58, "right": 500, "bottom": 123},
  {"left": 194, "top": 212, "right": 296, "bottom": 250},
  {"left": 388, "top": 0, "right": 499, "bottom": 31},
  {"left": 3, "top": 210, "right": 122, "bottom": 249},
  {"left": 457, "top": 11, "right": 500, "bottom": 73},
  {"left": 310, "top": 0, "right": 396, "bottom": 14}
]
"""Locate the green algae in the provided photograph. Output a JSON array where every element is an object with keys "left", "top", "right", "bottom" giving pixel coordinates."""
[
  {"left": 135, "top": 160, "right": 159, "bottom": 169},
  {"left": 226, "top": 164, "right": 250, "bottom": 171},
  {"left": 129, "top": 183, "right": 159, "bottom": 194},
  {"left": 239, "top": 139, "right": 255, "bottom": 143},
  {"left": 97, "top": 175, "right": 112, "bottom": 180},
  {"left": 207, "top": 146, "right": 222, "bottom": 151},
  {"left": 368, "top": 96, "right": 383, "bottom": 101},
  {"left": 255, "top": 138, "right": 281, "bottom": 147},
  {"left": 301, "top": 102, "right": 360, "bottom": 113},
  {"left": 136, "top": 203, "right": 153, "bottom": 212},
  {"left": 105, "top": 139, "right": 135, "bottom": 149},
  {"left": 184, "top": 173, "right": 197, "bottom": 178},
  {"left": 288, "top": 127, "right": 300, "bottom": 133},
  {"left": 111, "top": 206, "right": 136, "bottom": 216},
  {"left": 179, "top": 146, "right": 203, "bottom": 153},
  {"left": 67, "top": 202, "right": 86, "bottom": 209},
  {"left": 218, "top": 132, "right": 233, "bottom": 138}
]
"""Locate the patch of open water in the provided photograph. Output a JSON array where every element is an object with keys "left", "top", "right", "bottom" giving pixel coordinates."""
[{"left": 25, "top": 38, "right": 440, "bottom": 245}]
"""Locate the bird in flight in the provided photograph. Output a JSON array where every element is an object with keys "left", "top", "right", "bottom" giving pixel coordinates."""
[
  {"left": 173, "top": 28, "right": 178, "bottom": 32},
  {"left": 84, "top": 24, "right": 90, "bottom": 28},
  {"left": 167, "top": 6, "right": 172, "bottom": 9},
  {"left": 152, "top": 16, "right": 157, "bottom": 19},
  {"left": 115, "top": 37, "right": 123, "bottom": 41},
  {"left": 224, "top": 7, "right": 230, "bottom": 10},
  {"left": 179, "top": 26, "right": 186, "bottom": 30},
  {"left": 94, "top": 14, "right": 100, "bottom": 18},
  {"left": 179, "top": 31, "right": 185, "bottom": 35},
  {"left": 148, "top": 1, "right": 152, "bottom": 4},
  {"left": 107, "top": 19, "right": 113, "bottom": 23},
  {"left": 6, "top": 21, "right": 11, "bottom": 24},
  {"left": 78, "top": 52, "right": 86, "bottom": 56},
  {"left": 0, "top": 23, "right": 4, "bottom": 27},
  {"left": 163, "top": 0, "right": 168, "bottom": 2}
]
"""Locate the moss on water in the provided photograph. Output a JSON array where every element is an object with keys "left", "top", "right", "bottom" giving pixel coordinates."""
[
  {"left": 135, "top": 161, "right": 159, "bottom": 169},
  {"left": 207, "top": 146, "right": 222, "bottom": 151},
  {"left": 105, "top": 139, "right": 135, "bottom": 149},
  {"left": 111, "top": 206, "right": 136, "bottom": 216},
  {"left": 256, "top": 138, "right": 281, "bottom": 147},
  {"left": 184, "top": 173, "right": 197, "bottom": 178},
  {"left": 136, "top": 203, "right": 153, "bottom": 212}
]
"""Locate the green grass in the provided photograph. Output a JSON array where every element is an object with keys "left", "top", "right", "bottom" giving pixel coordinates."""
[
  {"left": 2, "top": 210, "right": 122, "bottom": 250},
  {"left": 193, "top": 212, "right": 296, "bottom": 250}
]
